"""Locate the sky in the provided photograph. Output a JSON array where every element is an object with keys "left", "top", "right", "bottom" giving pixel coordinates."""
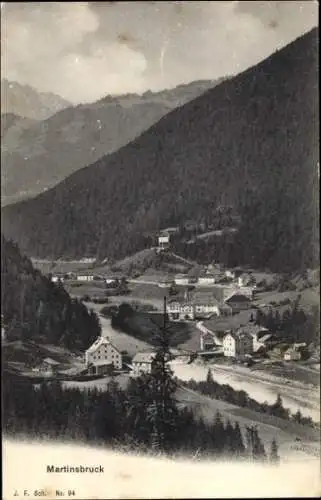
[{"left": 0, "top": 1, "right": 318, "bottom": 104}]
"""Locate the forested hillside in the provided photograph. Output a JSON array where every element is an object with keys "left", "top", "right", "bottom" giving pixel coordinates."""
[
  {"left": 1, "top": 236, "right": 101, "bottom": 350},
  {"left": 2, "top": 29, "right": 318, "bottom": 273}
]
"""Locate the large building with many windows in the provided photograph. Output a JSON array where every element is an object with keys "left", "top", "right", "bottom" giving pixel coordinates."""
[
  {"left": 223, "top": 331, "right": 253, "bottom": 358},
  {"left": 85, "top": 337, "right": 122, "bottom": 373}
]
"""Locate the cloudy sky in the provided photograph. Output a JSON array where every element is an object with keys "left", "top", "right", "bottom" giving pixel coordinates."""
[{"left": 1, "top": 1, "right": 318, "bottom": 104}]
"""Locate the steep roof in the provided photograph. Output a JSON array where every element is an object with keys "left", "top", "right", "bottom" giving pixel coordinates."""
[
  {"left": 86, "top": 336, "right": 120, "bottom": 355},
  {"left": 191, "top": 291, "right": 220, "bottom": 306},
  {"left": 168, "top": 296, "right": 188, "bottom": 305},
  {"left": 132, "top": 351, "right": 158, "bottom": 364},
  {"left": 225, "top": 293, "right": 251, "bottom": 304}
]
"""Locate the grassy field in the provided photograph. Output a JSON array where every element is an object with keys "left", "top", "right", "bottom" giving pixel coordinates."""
[
  {"left": 31, "top": 259, "right": 97, "bottom": 274},
  {"left": 176, "top": 385, "right": 320, "bottom": 461},
  {"left": 203, "top": 309, "right": 258, "bottom": 333},
  {"left": 2, "top": 340, "right": 80, "bottom": 366},
  {"left": 110, "top": 310, "right": 198, "bottom": 349}
]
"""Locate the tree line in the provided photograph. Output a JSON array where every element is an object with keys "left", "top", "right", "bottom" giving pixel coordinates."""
[
  {"left": 254, "top": 303, "right": 320, "bottom": 345},
  {"left": 182, "top": 369, "right": 316, "bottom": 428},
  {"left": 2, "top": 371, "right": 279, "bottom": 464}
]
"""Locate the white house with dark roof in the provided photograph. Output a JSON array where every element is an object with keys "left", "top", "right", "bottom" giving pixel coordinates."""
[
  {"left": 85, "top": 336, "right": 122, "bottom": 372},
  {"left": 167, "top": 297, "right": 194, "bottom": 321},
  {"left": 284, "top": 346, "right": 302, "bottom": 361},
  {"left": 132, "top": 351, "right": 158, "bottom": 376},
  {"left": 192, "top": 291, "right": 220, "bottom": 318},
  {"left": 174, "top": 274, "right": 190, "bottom": 286},
  {"left": 158, "top": 231, "right": 170, "bottom": 250},
  {"left": 167, "top": 290, "right": 221, "bottom": 321},
  {"left": 223, "top": 331, "right": 253, "bottom": 358}
]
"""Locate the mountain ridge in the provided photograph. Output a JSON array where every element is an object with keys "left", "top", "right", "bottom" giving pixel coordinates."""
[
  {"left": 2, "top": 28, "right": 319, "bottom": 273},
  {"left": 1, "top": 78, "right": 71, "bottom": 120},
  {"left": 1, "top": 79, "right": 222, "bottom": 204}
]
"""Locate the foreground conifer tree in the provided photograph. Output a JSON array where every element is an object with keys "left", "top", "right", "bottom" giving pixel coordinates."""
[{"left": 146, "top": 297, "right": 179, "bottom": 452}]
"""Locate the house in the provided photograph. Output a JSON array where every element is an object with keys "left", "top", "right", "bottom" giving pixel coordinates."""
[
  {"left": 85, "top": 336, "right": 122, "bottom": 373},
  {"left": 243, "top": 325, "right": 272, "bottom": 352},
  {"left": 87, "top": 361, "right": 114, "bottom": 376},
  {"left": 76, "top": 274, "right": 94, "bottom": 282},
  {"left": 159, "top": 276, "right": 174, "bottom": 288},
  {"left": 192, "top": 291, "right": 220, "bottom": 319},
  {"left": 200, "top": 332, "right": 216, "bottom": 351},
  {"left": 158, "top": 232, "right": 170, "bottom": 250},
  {"left": 132, "top": 351, "right": 158, "bottom": 376},
  {"left": 105, "top": 277, "right": 119, "bottom": 287},
  {"left": 223, "top": 331, "right": 253, "bottom": 358},
  {"left": 225, "top": 293, "right": 252, "bottom": 314},
  {"left": 51, "top": 275, "right": 64, "bottom": 283},
  {"left": 284, "top": 346, "right": 302, "bottom": 361},
  {"left": 174, "top": 274, "right": 190, "bottom": 286},
  {"left": 167, "top": 297, "right": 194, "bottom": 321},
  {"left": 225, "top": 268, "right": 243, "bottom": 280},
  {"left": 36, "top": 357, "right": 61, "bottom": 375},
  {"left": 198, "top": 274, "right": 216, "bottom": 285},
  {"left": 238, "top": 273, "right": 254, "bottom": 287},
  {"left": 167, "top": 290, "right": 221, "bottom": 321}
]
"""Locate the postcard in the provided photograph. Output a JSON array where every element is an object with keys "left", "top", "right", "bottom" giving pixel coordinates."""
[{"left": 1, "top": 2, "right": 320, "bottom": 498}]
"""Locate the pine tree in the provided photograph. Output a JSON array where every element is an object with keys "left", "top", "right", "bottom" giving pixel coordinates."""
[
  {"left": 224, "top": 419, "right": 235, "bottom": 455},
  {"left": 206, "top": 368, "right": 214, "bottom": 384},
  {"left": 232, "top": 421, "right": 246, "bottom": 457},
  {"left": 245, "top": 425, "right": 266, "bottom": 462},
  {"left": 292, "top": 409, "right": 303, "bottom": 424},
  {"left": 146, "top": 298, "right": 179, "bottom": 452},
  {"left": 211, "top": 411, "right": 225, "bottom": 455},
  {"left": 271, "top": 393, "right": 289, "bottom": 419},
  {"left": 129, "top": 298, "right": 179, "bottom": 453},
  {"left": 269, "top": 438, "right": 280, "bottom": 465}
]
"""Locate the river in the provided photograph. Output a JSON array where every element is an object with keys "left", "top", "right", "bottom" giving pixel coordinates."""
[{"left": 170, "top": 362, "right": 320, "bottom": 421}]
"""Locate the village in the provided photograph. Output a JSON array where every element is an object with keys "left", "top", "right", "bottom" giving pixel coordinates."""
[{"left": 18, "top": 226, "right": 318, "bottom": 392}]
